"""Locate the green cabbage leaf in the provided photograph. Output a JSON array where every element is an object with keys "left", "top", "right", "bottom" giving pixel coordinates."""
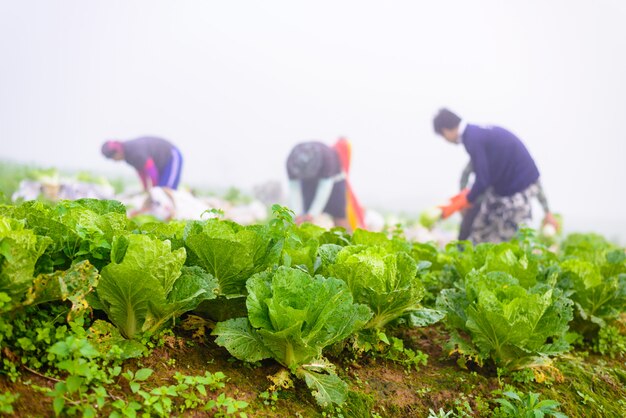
[
  {"left": 183, "top": 219, "right": 281, "bottom": 296},
  {"left": 95, "top": 234, "right": 217, "bottom": 339},
  {"left": 329, "top": 245, "right": 425, "bottom": 330},
  {"left": 213, "top": 266, "right": 371, "bottom": 406},
  {"left": 437, "top": 270, "right": 572, "bottom": 369}
]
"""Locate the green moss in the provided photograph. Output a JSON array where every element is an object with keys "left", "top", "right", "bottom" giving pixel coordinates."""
[
  {"left": 336, "top": 390, "right": 376, "bottom": 418},
  {"left": 527, "top": 356, "right": 626, "bottom": 418}
]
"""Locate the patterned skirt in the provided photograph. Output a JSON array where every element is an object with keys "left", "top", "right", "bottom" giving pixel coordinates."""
[{"left": 468, "top": 182, "right": 540, "bottom": 244}]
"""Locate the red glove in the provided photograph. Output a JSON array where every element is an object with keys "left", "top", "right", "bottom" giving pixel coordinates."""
[{"left": 439, "top": 188, "right": 471, "bottom": 219}]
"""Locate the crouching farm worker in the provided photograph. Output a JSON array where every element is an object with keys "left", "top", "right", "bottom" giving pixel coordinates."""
[
  {"left": 432, "top": 108, "right": 558, "bottom": 244},
  {"left": 286, "top": 138, "right": 365, "bottom": 233},
  {"left": 101, "top": 136, "right": 183, "bottom": 191}
]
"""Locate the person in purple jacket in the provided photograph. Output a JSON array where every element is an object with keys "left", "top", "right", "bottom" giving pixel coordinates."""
[
  {"left": 101, "top": 137, "right": 183, "bottom": 191},
  {"left": 433, "top": 108, "right": 558, "bottom": 243}
]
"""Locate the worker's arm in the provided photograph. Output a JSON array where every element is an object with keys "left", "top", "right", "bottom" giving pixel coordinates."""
[
  {"left": 140, "top": 158, "right": 159, "bottom": 191},
  {"left": 288, "top": 180, "right": 304, "bottom": 215},
  {"left": 466, "top": 144, "right": 491, "bottom": 203},
  {"left": 307, "top": 178, "right": 335, "bottom": 217},
  {"left": 138, "top": 171, "right": 147, "bottom": 190},
  {"left": 460, "top": 161, "right": 473, "bottom": 190},
  {"left": 536, "top": 181, "right": 550, "bottom": 213},
  {"left": 536, "top": 181, "right": 559, "bottom": 229}
]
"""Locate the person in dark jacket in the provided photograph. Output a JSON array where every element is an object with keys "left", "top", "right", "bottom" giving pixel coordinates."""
[
  {"left": 433, "top": 108, "right": 558, "bottom": 243},
  {"left": 101, "top": 136, "right": 183, "bottom": 191},
  {"left": 286, "top": 140, "right": 357, "bottom": 231}
]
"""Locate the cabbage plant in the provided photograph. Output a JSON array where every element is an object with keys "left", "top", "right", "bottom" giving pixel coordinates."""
[
  {"left": 557, "top": 234, "right": 626, "bottom": 337},
  {"left": 183, "top": 219, "right": 281, "bottom": 296},
  {"left": 329, "top": 245, "right": 426, "bottom": 330},
  {"left": 437, "top": 270, "right": 573, "bottom": 370},
  {"left": 0, "top": 215, "right": 51, "bottom": 300},
  {"left": 213, "top": 266, "right": 371, "bottom": 407},
  {"left": 95, "top": 234, "right": 217, "bottom": 339},
  {"left": 0, "top": 199, "right": 129, "bottom": 272},
  {"left": 0, "top": 215, "right": 99, "bottom": 318}
]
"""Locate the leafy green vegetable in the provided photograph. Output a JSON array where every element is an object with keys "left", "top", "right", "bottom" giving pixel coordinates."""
[
  {"left": 419, "top": 207, "right": 442, "bottom": 230},
  {"left": 481, "top": 244, "right": 540, "bottom": 289},
  {"left": 442, "top": 241, "right": 495, "bottom": 280},
  {"left": 0, "top": 199, "right": 129, "bottom": 272},
  {"left": 350, "top": 229, "right": 412, "bottom": 253},
  {"left": 95, "top": 235, "right": 217, "bottom": 339},
  {"left": 276, "top": 221, "right": 350, "bottom": 277},
  {"left": 0, "top": 215, "right": 51, "bottom": 301},
  {"left": 183, "top": 219, "right": 281, "bottom": 296},
  {"left": 329, "top": 245, "right": 425, "bottom": 330},
  {"left": 559, "top": 258, "right": 626, "bottom": 336},
  {"left": 135, "top": 219, "right": 187, "bottom": 251},
  {"left": 560, "top": 233, "right": 616, "bottom": 263},
  {"left": 280, "top": 224, "right": 321, "bottom": 274},
  {"left": 24, "top": 260, "right": 99, "bottom": 319},
  {"left": 51, "top": 199, "right": 128, "bottom": 266},
  {"left": 556, "top": 233, "right": 626, "bottom": 338},
  {"left": 411, "top": 241, "right": 460, "bottom": 307},
  {"left": 437, "top": 270, "right": 573, "bottom": 369},
  {"left": 213, "top": 266, "right": 371, "bottom": 406},
  {"left": 87, "top": 320, "right": 146, "bottom": 360},
  {"left": 0, "top": 213, "right": 105, "bottom": 325}
]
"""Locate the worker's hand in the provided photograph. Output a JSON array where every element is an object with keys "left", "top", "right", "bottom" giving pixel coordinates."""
[
  {"left": 295, "top": 214, "right": 314, "bottom": 225},
  {"left": 542, "top": 212, "right": 560, "bottom": 232},
  {"left": 439, "top": 188, "right": 471, "bottom": 219}
]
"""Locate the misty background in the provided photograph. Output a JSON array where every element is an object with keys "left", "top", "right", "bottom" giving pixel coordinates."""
[{"left": 1, "top": 1, "right": 625, "bottom": 242}]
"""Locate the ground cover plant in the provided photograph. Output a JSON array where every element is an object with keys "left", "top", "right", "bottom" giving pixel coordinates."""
[{"left": 0, "top": 200, "right": 625, "bottom": 417}]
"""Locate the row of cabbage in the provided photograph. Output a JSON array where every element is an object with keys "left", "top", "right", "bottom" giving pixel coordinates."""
[{"left": 1, "top": 199, "right": 625, "bottom": 408}]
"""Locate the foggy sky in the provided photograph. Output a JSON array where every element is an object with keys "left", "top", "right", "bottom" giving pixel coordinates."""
[{"left": 1, "top": 1, "right": 625, "bottom": 242}]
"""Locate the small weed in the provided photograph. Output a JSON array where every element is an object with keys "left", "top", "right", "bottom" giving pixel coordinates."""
[
  {"left": 492, "top": 390, "right": 567, "bottom": 418},
  {"left": 593, "top": 325, "right": 626, "bottom": 358},
  {"left": 427, "top": 408, "right": 454, "bottom": 418},
  {"left": 0, "top": 392, "right": 19, "bottom": 415},
  {"left": 258, "top": 390, "right": 279, "bottom": 408},
  {"left": 510, "top": 369, "right": 536, "bottom": 384}
]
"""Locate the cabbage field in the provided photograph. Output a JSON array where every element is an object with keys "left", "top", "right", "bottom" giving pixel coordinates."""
[{"left": 0, "top": 199, "right": 625, "bottom": 417}]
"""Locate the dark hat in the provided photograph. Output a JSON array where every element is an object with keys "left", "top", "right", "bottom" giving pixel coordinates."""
[{"left": 287, "top": 142, "right": 323, "bottom": 179}]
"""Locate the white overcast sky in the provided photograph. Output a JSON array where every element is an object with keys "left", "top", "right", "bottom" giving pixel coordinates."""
[{"left": 1, "top": 1, "right": 625, "bottom": 241}]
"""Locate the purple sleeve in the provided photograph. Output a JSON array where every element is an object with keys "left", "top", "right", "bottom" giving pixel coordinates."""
[
  {"left": 137, "top": 158, "right": 159, "bottom": 190},
  {"left": 143, "top": 159, "right": 158, "bottom": 187}
]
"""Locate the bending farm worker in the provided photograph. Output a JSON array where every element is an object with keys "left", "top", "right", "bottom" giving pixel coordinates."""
[
  {"left": 101, "top": 136, "right": 183, "bottom": 191},
  {"left": 286, "top": 139, "right": 365, "bottom": 232},
  {"left": 433, "top": 108, "right": 559, "bottom": 243}
]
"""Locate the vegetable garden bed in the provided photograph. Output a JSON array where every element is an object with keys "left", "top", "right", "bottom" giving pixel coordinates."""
[{"left": 1, "top": 200, "right": 625, "bottom": 417}]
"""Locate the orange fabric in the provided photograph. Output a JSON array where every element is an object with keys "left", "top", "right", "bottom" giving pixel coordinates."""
[
  {"left": 439, "top": 188, "right": 471, "bottom": 219},
  {"left": 333, "top": 138, "right": 366, "bottom": 230},
  {"left": 334, "top": 137, "right": 352, "bottom": 172}
]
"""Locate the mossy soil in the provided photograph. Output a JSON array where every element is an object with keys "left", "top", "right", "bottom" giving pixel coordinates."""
[{"left": 2, "top": 321, "right": 625, "bottom": 418}]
